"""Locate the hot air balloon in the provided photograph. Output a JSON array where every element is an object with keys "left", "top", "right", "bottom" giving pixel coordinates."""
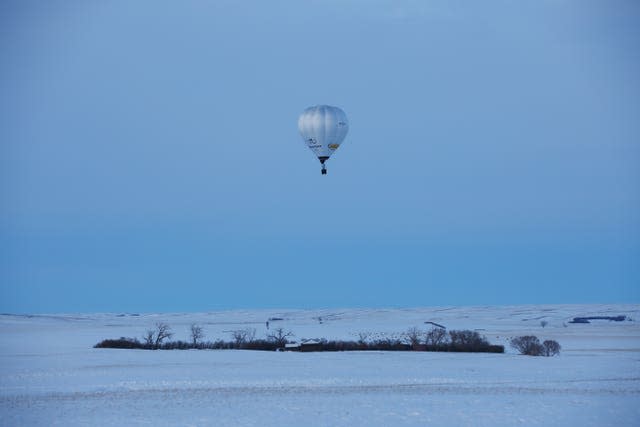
[{"left": 298, "top": 105, "right": 349, "bottom": 175}]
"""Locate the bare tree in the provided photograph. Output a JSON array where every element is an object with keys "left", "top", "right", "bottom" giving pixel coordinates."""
[
  {"left": 405, "top": 327, "right": 422, "bottom": 347},
  {"left": 231, "top": 328, "right": 256, "bottom": 347},
  {"left": 154, "top": 322, "right": 173, "bottom": 347},
  {"left": 425, "top": 327, "right": 447, "bottom": 346},
  {"left": 190, "top": 323, "right": 205, "bottom": 346},
  {"left": 542, "top": 340, "right": 561, "bottom": 356},
  {"left": 266, "top": 328, "right": 294, "bottom": 347},
  {"left": 449, "top": 330, "right": 487, "bottom": 347}
]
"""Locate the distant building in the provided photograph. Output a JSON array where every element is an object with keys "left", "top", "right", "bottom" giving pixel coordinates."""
[{"left": 282, "top": 339, "right": 322, "bottom": 352}]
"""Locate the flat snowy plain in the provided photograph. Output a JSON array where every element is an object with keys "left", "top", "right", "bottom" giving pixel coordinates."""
[{"left": 1, "top": 304, "right": 639, "bottom": 426}]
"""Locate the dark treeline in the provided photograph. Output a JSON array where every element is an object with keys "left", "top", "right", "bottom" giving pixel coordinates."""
[
  {"left": 94, "top": 338, "right": 282, "bottom": 351},
  {"left": 509, "top": 335, "right": 561, "bottom": 356},
  {"left": 94, "top": 337, "right": 504, "bottom": 353},
  {"left": 569, "top": 315, "right": 626, "bottom": 324},
  {"left": 95, "top": 328, "right": 505, "bottom": 354}
]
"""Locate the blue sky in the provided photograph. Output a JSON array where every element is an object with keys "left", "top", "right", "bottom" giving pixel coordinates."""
[{"left": 1, "top": 0, "right": 639, "bottom": 313}]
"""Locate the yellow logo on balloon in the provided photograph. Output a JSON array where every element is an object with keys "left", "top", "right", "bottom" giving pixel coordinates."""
[{"left": 328, "top": 144, "right": 340, "bottom": 150}]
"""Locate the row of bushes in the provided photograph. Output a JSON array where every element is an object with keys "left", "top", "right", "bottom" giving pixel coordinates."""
[
  {"left": 510, "top": 336, "right": 561, "bottom": 356},
  {"left": 94, "top": 338, "right": 282, "bottom": 351},
  {"left": 94, "top": 336, "right": 505, "bottom": 353},
  {"left": 94, "top": 325, "right": 505, "bottom": 354},
  {"left": 310, "top": 341, "right": 504, "bottom": 353}
]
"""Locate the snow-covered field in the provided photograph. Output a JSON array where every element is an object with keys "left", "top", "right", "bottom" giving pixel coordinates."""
[{"left": 1, "top": 304, "right": 639, "bottom": 426}]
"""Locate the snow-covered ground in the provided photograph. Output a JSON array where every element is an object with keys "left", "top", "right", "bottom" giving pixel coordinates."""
[{"left": 1, "top": 304, "right": 638, "bottom": 426}]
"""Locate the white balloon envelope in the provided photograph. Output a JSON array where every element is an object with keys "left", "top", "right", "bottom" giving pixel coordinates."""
[{"left": 298, "top": 105, "right": 349, "bottom": 174}]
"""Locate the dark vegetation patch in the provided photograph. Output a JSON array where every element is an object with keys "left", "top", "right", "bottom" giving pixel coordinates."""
[
  {"left": 94, "top": 337, "right": 504, "bottom": 353},
  {"left": 569, "top": 316, "right": 627, "bottom": 324},
  {"left": 510, "top": 336, "right": 561, "bottom": 356},
  {"left": 95, "top": 324, "right": 505, "bottom": 354}
]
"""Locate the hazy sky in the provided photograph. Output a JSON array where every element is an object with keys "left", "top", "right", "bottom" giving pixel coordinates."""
[{"left": 1, "top": 0, "right": 639, "bottom": 313}]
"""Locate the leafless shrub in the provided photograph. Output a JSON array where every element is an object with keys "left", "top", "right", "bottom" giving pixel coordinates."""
[
  {"left": 143, "top": 330, "right": 155, "bottom": 346},
  {"left": 542, "top": 340, "right": 561, "bottom": 356},
  {"left": 231, "top": 328, "right": 256, "bottom": 347},
  {"left": 405, "top": 327, "right": 422, "bottom": 347},
  {"left": 425, "top": 327, "right": 448, "bottom": 346},
  {"left": 357, "top": 332, "right": 371, "bottom": 344}
]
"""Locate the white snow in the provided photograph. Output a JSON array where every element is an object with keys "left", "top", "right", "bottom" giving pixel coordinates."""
[{"left": 1, "top": 304, "right": 639, "bottom": 426}]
